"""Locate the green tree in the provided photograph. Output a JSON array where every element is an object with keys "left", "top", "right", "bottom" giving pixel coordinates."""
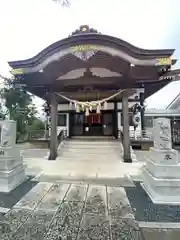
[
  {"left": 29, "top": 118, "right": 45, "bottom": 131},
  {"left": 0, "top": 78, "right": 37, "bottom": 141},
  {"left": 52, "top": 0, "right": 71, "bottom": 6},
  {"left": 27, "top": 117, "right": 45, "bottom": 139},
  {"left": 0, "top": 102, "right": 6, "bottom": 120}
]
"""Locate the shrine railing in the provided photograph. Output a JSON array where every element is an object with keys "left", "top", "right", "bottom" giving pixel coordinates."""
[
  {"left": 172, "top": 129, "right": 180, "bottom": 144},
  {"left": 118, "top": 128, "right": 180, "bottom": 145},
  {"left": 129, "top": 130, "right": 153, "bottom": 141},
  {"left": 27, "top": 130, "right": 48, "bottom": 140},
  {"left": 27, "top": 129, "right": 68, "bottom": 141},
  {"left": 57, "top": 128, "right": 67, "bottom": 147},
  {"left": 118, "top": 129, "right": 153, "bottom": 141}
]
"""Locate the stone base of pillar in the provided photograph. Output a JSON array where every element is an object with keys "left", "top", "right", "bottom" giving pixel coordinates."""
[
  {"left": 0, "top": 147, "right": 26, "bottom": 192},
  {"left": 142, "top": 147, "right": 180, "bottom": 204},
  {"left": 48, "top": 152, "right": 57, "bottom": 160},
  {"left": 123, "top": 156, "right": 132, "bottom": 163}
]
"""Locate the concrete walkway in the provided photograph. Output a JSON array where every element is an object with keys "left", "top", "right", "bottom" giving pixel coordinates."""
[
  {"left": 24, "top": 153, "right": 144, "bottom": 184},
  {"left": 23, "top": 139, "right": 143, "bottom": 182}
]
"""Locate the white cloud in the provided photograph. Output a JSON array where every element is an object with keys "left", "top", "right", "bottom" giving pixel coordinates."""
[{"left": 0, "top": 0, "right": 180, "bottom": 109}]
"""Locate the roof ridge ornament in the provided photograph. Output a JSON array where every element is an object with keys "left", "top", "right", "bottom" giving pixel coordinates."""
[{"left": 70, "top": 25, "right": 101, "bottom": 36}]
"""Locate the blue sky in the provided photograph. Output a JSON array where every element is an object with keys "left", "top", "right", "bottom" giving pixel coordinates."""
[{"left": 0, "top": 0, "right": 180, "bottom": 109}]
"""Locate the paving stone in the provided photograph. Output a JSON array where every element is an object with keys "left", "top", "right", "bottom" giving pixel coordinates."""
[
  {"left": 1, "top": 178, "right": 178, "bottom": 240},
  {"left": 27, "top": 209, "right": 54, "bottom": 226},
  {"left": 0, "top": 216, "right": 12, "bottom": 240},
  {"left": 14, "top": 182, "right": 53, "bottom": 210},
  {"left": 37, "top": 183, "right": 70, "bottom": 211},
  {"left": 110, "top": 217, "right": 143, "bottom": 240},
  {"left": 85, "top": 178, "right": 135, "bottom": 187},
  {"left": 11, "top": 209, "right": 54, "bottom": 240},
  {"left": 0, "top": 208, "right": 32, "bottom": 240},
  {"left": 77, "top": 214, "right": 110, "bottom": 240},
  {"left": 84, "top": 185, "right": 108, "bottom": 216},
  {"left": 107, "top": 186, "right": 133, "bottom": 219},
  {"left": 64, "top": 184, "right": 88, "bottom": 202},
  {"left": 5, "top": 208, "right": 32, "bottom": 233},
  {"left": 45, "top": 201, "right": 84, "bottom": 240},
  {"left": 0, "top": 223, "right": 11, "bottom": 240},
  {"left": 134, "top": 150, "right": 150, "bottom": 162},
  {"left": 12, "top": 222, "right": 47, "bottom": 240}
]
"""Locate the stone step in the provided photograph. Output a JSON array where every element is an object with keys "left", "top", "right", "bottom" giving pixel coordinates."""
[
  {"left": 57, "top": 156, "right": 121, "bottom": 161},
  {"left": 34, "top": 174, "right": 134, "bottom": 187},
  {"left": 59, "top": 151, "right": 120, "bottom": 158},
  {"left": 71, "top": 136, "right": 115, "bottom": 140},
  {"left": 60, "top": 147, "right": 120, "bottom": 154},
  {"left": 66, "top": 140, "right": 119, "bottom": 145},
  {"left": 58, "top": 151, "right": 136, "bottom": 162},
  {"left": 63, "top": 143, "right": 120, "bottom": 149}
]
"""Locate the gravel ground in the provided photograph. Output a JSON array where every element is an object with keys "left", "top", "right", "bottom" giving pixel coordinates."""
[
  {"left": 0, "top": 183, "right": 144, "bottom": 240},
  {"left": 125, "top": 182, "right": 180, "bottom": 222},
  {"left": 1, "top": 178, "right": 180, "bottom": 239},
  {"left": 0, "top": 177, "right": 38, "bottom": 210}
]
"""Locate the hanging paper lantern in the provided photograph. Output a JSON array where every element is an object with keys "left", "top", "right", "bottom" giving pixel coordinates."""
[
  {"left": 76, "top": 104, "right": 80, "bottom": 113},
  {"left": 85, "top": 107, "right": 89, "bottom": 116},
  {"left": 96, "top": 104, "right": 101, "bottom": 114},
  {"left": 69, "top": 102, "right": 73, "bottom": 109},
  {"left": 103, "top": 101, "right": 107, "bottom": 110},
  {"left": 81, "top": 104, "right": 85, "bottom": 111},
  {"left": 89, "top": 105, "right": 93, "bottom": 111}
]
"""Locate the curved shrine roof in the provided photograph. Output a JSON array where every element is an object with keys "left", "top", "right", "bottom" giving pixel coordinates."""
[
  {"left": 8, "top": 25, "right": 175, "bottom": 70},
  {"left": 7, "top": 25, "right": 180, "bottom": 100}
]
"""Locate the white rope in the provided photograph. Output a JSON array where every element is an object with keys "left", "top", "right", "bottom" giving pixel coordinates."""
[{"left": 55, "top": 89, "right": 126, "bottom": 106}]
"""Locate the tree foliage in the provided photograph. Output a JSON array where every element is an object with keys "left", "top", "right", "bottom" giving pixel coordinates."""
[
  {"left": 52, "top": 0, "right": 71, "bottom": 6},
  {"left": 28, "top": 118, "right": 45, "bottom": 131},
  {"left": 0, "top": 102, "right": 6, "bottom": 120},
  {"left": 0, "top": 78, "right": 37, "bottom": 141}
]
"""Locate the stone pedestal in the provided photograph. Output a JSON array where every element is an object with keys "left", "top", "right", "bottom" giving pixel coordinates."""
[
  {"left": 0, "top": 120, "right": 26, "bottom": 192},
  {"left": 141, "top": 118, "right": 180, "bottom": 204}
]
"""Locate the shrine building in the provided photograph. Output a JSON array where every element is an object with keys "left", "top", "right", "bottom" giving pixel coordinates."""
[{"left": 8, "top": 25, "right": 180, "bottom": 161}]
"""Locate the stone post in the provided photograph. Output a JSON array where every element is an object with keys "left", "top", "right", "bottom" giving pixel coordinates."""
[
  {"left": 0, "top": 120, "right": 26, "bottom": 192},
  {"left": 122, "top": 90, "right": 132, "bottom": 163},
  {"left": 49, "top": 93, "right": 58, "bottom": 160},
  {"left": 142, "top": 117, "right": 180, "bottom": 204}
]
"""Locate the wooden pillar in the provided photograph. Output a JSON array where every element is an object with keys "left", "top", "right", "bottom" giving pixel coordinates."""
[
  {"left": 113, "top": 101, "right": 118, "bottom": 138},
  {"left": 49, "top": 93, "right": 58, "bottom": 160},
  {"left": 122, "top": 90, "right": 132, "bottom": 163},
  {"left": 69, "top": 112, "right": 73, "bottom": 138}
]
